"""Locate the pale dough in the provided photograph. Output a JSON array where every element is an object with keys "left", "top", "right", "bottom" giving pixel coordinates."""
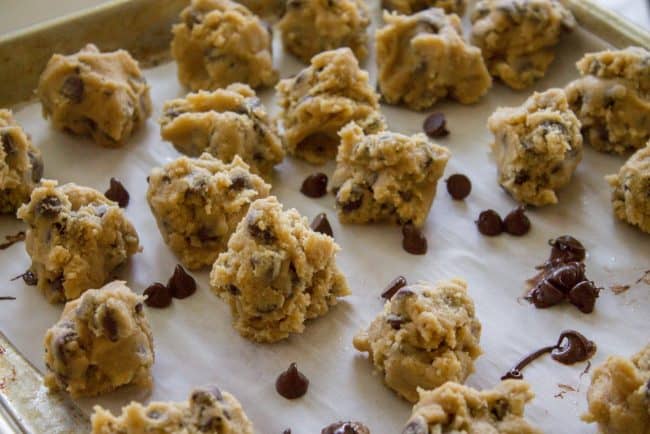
[
  {"left": 210, "top": 196, "right": 350, "bottom": 343},
  {"left": 37, "top": 44, "right": 151, "bottom": 147}
]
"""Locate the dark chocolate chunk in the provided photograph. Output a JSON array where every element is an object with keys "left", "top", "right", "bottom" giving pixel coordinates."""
[
  {"left": 167, "top": 265, "right": 196, "bottom": 299},
  {"left": 551, "top": 330, "right": 596, "bottom": 364},
  {"left": 275, "top": 362, "right": 309, "bottom": 399},
  {"left": 1, "top": 132, "right": 15, "bottom": 155},
  {"left": 29, "top": 152, "right": 44, "bottom": 183},
  {"left": 301, "top": 173, "right": 328, "bottom": 198},
  {"left": 402, "top": 223, "right": 427, "bottom": 255},
  {"left": 105, "top": 178, "right": 129, "bottom": 208},
  {"left": 340, "top": 196, "right": 363, "bottom": 212},
  {"left": 143, "top": 283, "right": 172, "bottom": 308},
  {"left": 36, "top": 196, "right": 62, "bottom": 218},
  {"left": 322, "top": 421, "right": 370, "bottom": 434},
  {"left": 548, "top": 235, "right": 586, "bottom": 264},
  {"left": 230, "top": 174, "right": 249, "bottom": 191},
  {"left": 446, "top": 174, "right": 471, "bottom": 200},
  {"left": 310, "top": 213, "right": 333, "bottom": 237},
  {"left": 381, "top": 275, "right": 408, "bottom": 300},
  {"left": 490, "top": 399, "right": 509, "bottom": 420},
  {"left": 423, "top": 112, "right": 449, "bottom": 137},
  {"left": 386, "top": 314, "right": 405, "bottom": 330},
  {"left": 248, "top": 221, "right": 275, "bottom": 244},
  {"left": 102, "top": 311, "right": 119, "bottom": 342},
  {"left": 60, "top": 75, "right": 84, "bottom": 103},
  {"left": 568, "top": 281, "right": 599, "bottom": 313},
  {"left": 503, "top": 207, "right": 531, "bottom": 236},
  {"left": 476, "top": 209, "right": 503, "bottom": 236}
]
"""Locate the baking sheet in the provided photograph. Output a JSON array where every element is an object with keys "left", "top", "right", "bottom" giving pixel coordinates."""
[{"left": 1, "top": 2, "right": 649, "bottom": 433}]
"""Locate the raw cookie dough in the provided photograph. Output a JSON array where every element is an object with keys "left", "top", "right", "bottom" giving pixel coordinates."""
[
  {"left": 583, "top": 343, "right": 650, "bottom": 434},
  {"left": 44, "top": 281, "right": 154, "bottom": 398},
  {"left": 91, "top": 385, "right": 254, "bottom": 434},
  {"left": 382, "top": 0, "right": 467, "bottom": 15},
  {"left": 171, "top": 0, "right": 278, "bottom": 91},
  {"left": 470, "top": 0, "right": 575, "bottom": 90},
  {"left": 376, "top": 8, "right": 492, "bottom": 110},
  {"left": 487, "top": 88, "right": 583, "bottom": 206},
  {"left": 606, "top": 142, "right": 650, "bottom": 234},
  {"left": 565, "top": 47, "right": 650, "bottom": 154},
  {"left": 276, "top": 47, "right": 385, "bottom": 164},
  {"left": 331, "top": 122, "right": 451, "bottom": 227},
  {"left": 402, "top": 380, "right": 542, "bottom": 433},
  {"left": 353, "top": 279, "right": 482, "bottom": 402},
  {"left": 147, "top": 153, "right": 271, "bottom": 270},
  {"left": 17, "top": 179, "right": 140, "bottom": 303},
  {"left": 159, "top": 83, "right": 284, "bottom": 177},
  {"left": 278, "top": 0, "right": 370, "bottom": 63},
  {"left": 236, "top": 0, "right": 285, "bottom": 19},
  {"left": 0, "top": 109, "right": 43, "bottom": 214},
  {"left": 37, "top": 44, "right": 151, "bottom": 147},
  {"left": 210, "top": 196, "right": 350, "bottom": 343}
]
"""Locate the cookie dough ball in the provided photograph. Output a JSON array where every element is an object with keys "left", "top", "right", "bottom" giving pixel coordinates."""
[
  {"left": 278, "top": 0, "right": 370, "bottom": 63},
  {"left": 487, "top": 88, "right": 583, "bottom": 206},
  {"left": 159, "top": 83, "right": 284, "bottom": 177},
  {"left": 403, "top": 380, "right": 542, "bottom": 433},
  {"left": 471, "top": 0, "right": 575, "bottom": 90},
  {"left": 377, "top": 9, "right": 492, "bottom": 110},
  {"left": 171, "top": 0, "right": 278, "bottom": 91},
  {"left": 147, "top": 153, "right": 271, "bottom": 270},
  {"left": 606, "top": 143, "right": 650, "bottom": 234},
  {"left": 37, "top": 44, "right": 151, "bottom": 147},
  {"left": 331, "top": 123, "right": 450, "bottom": 227},
  {"left": 276, "top": 48, "right": 385, "bottom": 164},
  {"left": 236, "top": 0, "right": 285, "bottom": 19},
  {"left": 353, "top": 279, "right": 482, "bottom": 402},
  {"left": 17, "top": 180, "right": 140, "bottom": 303},
  {"left": 0, "top": 110, "right": 43, "bottom": 214},
  {"left": 583, "top": 344, "right": 650, "bottom": 434},
  {"left": 44, "top": 281, "right": 154, "bottom": 398},
  {"left": 210, "top": 196, "right": 350, "bottom": 342},
  {"left": 565, "top": 47, "right": 650, "bottom": 154},
  {"left": 91, "top": 385, "right": 253, "bottom": 434},
  {"left": 382, "top": 0, "right": 466, "bottom": 15}
]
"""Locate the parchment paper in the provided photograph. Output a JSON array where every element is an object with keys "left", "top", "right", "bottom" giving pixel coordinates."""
[{"left": 1, "top": 2, "right": 649, "bottom": 433}]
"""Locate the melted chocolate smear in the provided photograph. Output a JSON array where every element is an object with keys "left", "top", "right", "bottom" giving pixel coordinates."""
[
  {"left": 168, "top": 265, "right": 196, "bottom": 299},
  {"left": 423, "top": 112, "right": 449, "bottom": 138},
  {"left": 321, "top": 421, "right": 370, "bottom": 434},
  {"left": 11, "top": 270, "right": 37, "bottom": 286},
  {"left": 143, "top": 283, "right": 172, "bottom": 308},
  {"left": 545, "top": 235, "right": 586, "bottom": 267},
  {"left": 105, "top": 178, "right": 130, "bottom": 208},
  {"left": 381, "top": 275, "right": 408, "bottom": 300},
  {"left": 275, "top": 362, "right": 309, "bottom": 399},
  {"left": 0, "top": 296, "right": 16, "bottom": 301},
  {"left": 310, "top": 213, "right": 333, "bottom": 237},
  {"left": 402, "top": 224, "right": 427, "bottom": 255},
  {"left": 501, "top": 329, "right": 596, "bottom": 380},
  {"left": 300, "top": 173, "right": 328, "bottom": 198},
  {"left": 0, "top": 231, "right": 25, "bottom": 250}
]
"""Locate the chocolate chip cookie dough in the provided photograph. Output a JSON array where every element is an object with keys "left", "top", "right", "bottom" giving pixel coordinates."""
[
  {"left": 17, "top": 180, "right": 140, "bottom": 303},
  {"left": 331, "top": 123, "right": 450, "bottom": 227},
  {"left": 470, "top": 0, "right": 575, "bottom": 90},
  {"left": 210, "top": 196, "right": 350, "bottom": 342},
  {"left": 37, "top": 44, "right": 151, "bottom": 147},
  {"left": 276, "top": 48, "right": 385, "bottom": 164},
  {"left": 171, "top": 0, "right": 278, "bottom": 91},
  {"left": 566, "top": 47, "right": 650, "bottom": 154},
  {"left": 583, "top": 344, "right": 650, "bottom": 434},
  {"left": 353, "top": 279, "right": 482, "bottom": 402},
  {"left": 91, "top": 385, "right": 253, "bottom": 434},
  {"left": 376, "top": 9, "right": 492, "bottom": 110},
  {"left": 487, "top": 88, "right": 583, "bottom": 206},
  {"left": 606, "top": 142, "right": 650, "bottom": 234},
  {"left": 44, "top": 281, "right": 154, "bottom": 398},
  {"left": 382, "top": 0, "right": 467, "bottom": 15},
  {"left": 278, "top": 0, "right": 370, "bottom": 63},
  {"left": 0, "top": 110, "right": 43, "bottom": 214},
  {"left": 403, "top": 380, "right": 542, "bottom": 433},
  {"left": 147, "top": 153, "right": 271, "bottom": 270},
  {"left": 160, "top": 84, "right": 284, "bottom": 177}
]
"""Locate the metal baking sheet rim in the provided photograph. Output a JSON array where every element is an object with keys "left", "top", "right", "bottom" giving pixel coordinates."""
[{"left": 0, "top": 0, "right": 648, "bottom": 432}]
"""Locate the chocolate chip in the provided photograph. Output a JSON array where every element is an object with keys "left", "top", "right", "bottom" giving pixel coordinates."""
[
  {"left": 105, "top": 178, "right": 129, "bottom": 208},
  {"left": 301, "top": 173, "right": 328, "bottom": 198},
  {"left": 60, "top": 75, "right": 84, "bottom": 103},
  {"left": 143, "top": 283, "right": 172, "bottom": 308},
  {"left": 503, "top": 207, "right": 531, "bottom": 236},
  {"left": 551, "top": 330, "right": 596, "bottom": 364},
  {"left": 490, "top": 399, "right": 509, "bottom": 420},
  {"left": 321, "top": 421, "right": 370, "bottom": 434},
  {"left": 423, "top": 112, "right": 449, "bottom": 137},
  {"left": 36, "top": 196, "right": 62, "bottom": 218},
  {"left": 167, "top": 265, "right": 196, "bottom": 299},
  {"left": 402, "top": 419, "right": 428, "bottom": 434},
  {"left": 546, "top": 262, "right": 585, "bottom": 292},
  {"left": 275, "top": 362, "right": 309, "bottom": 399},
  {"left": 568, "top": 280, "right": 599, "bottom": 313},
  {"left": 476, "top": 209, "right": 503, "bottom": 236},
  {"left": 11, "top": 270, "right": 37, "bottom": 286},
  {"left": 548, "top": 235, "right": 586, "bottom": 264},
  {"left": 230, "top": 174, "right": 249, "bottom": 191},
  {"left": 446, "top": 174, "right": 471, "bottom": 200},
  {"left": 227, "top": 284, "right": 240, "bottom": 295},
  {"left": 386, "top": 314, "right": 405, "bottom": 330},
  {"left": 402, "top": 223, "right": 427, "bottom": 255},
  {"left": 310, "top": 212, "right": 333, "bottom": 237},
  {"left": 526, "top": 280, "right": 565, "bottom": 308},
  {"left": 29, "top": 152, "right": 44, "bottom": 183},
  {"left": 381, "top": 275, "right": 408, "bottom": 300},
  {"left": 135, "top": 302, "right": 143, "bottom": 314},
  {"left": 2, "top": 132, "right": 15, "bottom": 154},
  {"left": 340, "top": 196, "right": 363, "bottom": 212},
  {"left": 248, "top": 222, "right": 275, "bottom": 243},
  {"left": 102, "top": 311, "right": 119, "bottom": 342}
]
